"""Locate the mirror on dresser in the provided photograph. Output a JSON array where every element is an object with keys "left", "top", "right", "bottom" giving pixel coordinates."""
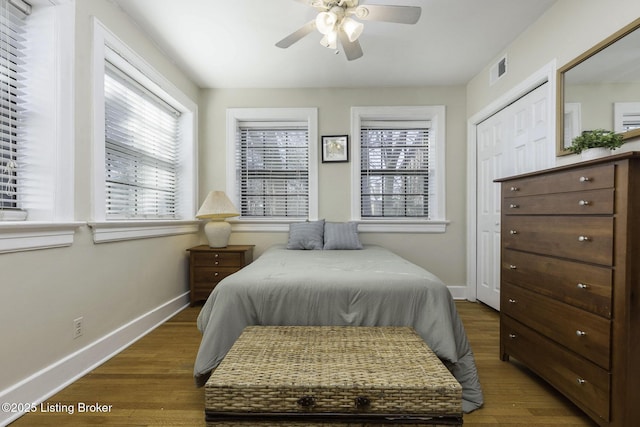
[{"left": 557, "top": 17, "right": 640, "bottom": 156}]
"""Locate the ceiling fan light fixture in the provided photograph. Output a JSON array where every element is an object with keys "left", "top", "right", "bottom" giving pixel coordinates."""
[
  {"left": 341, "top": 17, "right": 364, "bottom": 42},
  {"left": 316, "top": 11, "right": 338, "bottom": 35},
  {"left": 320, "top": 31, "right": 338, "bottom": 49}
]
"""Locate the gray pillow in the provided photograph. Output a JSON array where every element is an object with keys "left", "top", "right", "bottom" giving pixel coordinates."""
[
  {"left": 287, "top": 220, "right": 325, "bottom": 250},
  {"left": 323, "top": 222, "right": 363, "bottom": 250}
]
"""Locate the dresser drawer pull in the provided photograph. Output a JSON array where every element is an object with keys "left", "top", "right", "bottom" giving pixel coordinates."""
[
  {"left": 509, "top": 264, "right": 517, "bottom": 270},
  {"left": 213, "top": 272, "right": 219, "bottom": 277},
  {"left": 579, "top": 176, "right": 591, "bottom": 182},
  {"left": 508, "top": 298, "right": 517, "bottom": 304},
  {"left": 509, "top": 203, "right": 519, "bottom": 209},
  {"left": 576, "top": 378, "right": 586, "bottom": 385},
  {"left": 509, "top": 229, "right": 518, "bottom": 235},
  {"left": 214, "top": 253, "right": 219, "bottom": 258},
  {"left": 214, "top": 261, "right": 220, "bottom": 265},
  {"left": 508, "top": 333, "right": 517, "bottom": 339},
  {"left": 578, "top": 199, "right": 590, "bottom": 206},
  {"left": 576, "top": 330, "right": 587, "bottom": 337},
  {"left": 510, "top": 186, "right": 519, "bottom": 192},
  {"left": 578, "top": 235, "right": 590, "bottom": 242},
  {"left": 577, "top": 283, "right": 589, "bottom": 290}
]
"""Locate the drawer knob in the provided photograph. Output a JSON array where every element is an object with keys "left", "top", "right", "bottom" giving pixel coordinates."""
[
  {"left": 214, "top": 254, "right": 219, "bottom": 258},
  {"left": 576, "top": 378, "right": 586, "bottom": 385},
  {"left": 578, "top": 200, "right": 590, "bottom": 206},
  {"left": 509, "top": 230, "right": 518, "bottom": 235},
  {"left": 579, "top": 176, "right": 591, "bottom": 182},
  {"left": 508, "top": 333, "right": 517, "bottom": 339},
  {"left": 578, "top": 235, "right": 590, "bottom": 242},
  {"left": 214, "top": 272, "right": 219, "bottom": 277},
  {"left": 214, "top": 261, "right": 220, "bottom": 265},
  {"left": 508, "top": 298, "right": 517, "bottom": 304},
  {"left": 509, "top": 265, "right": 517, "bottom": 270},
  {"left": 576, "top": 330, "right": 587, "bottom": 337},
  {"left": 577, "top": 283, "right": 589, "bottom": 290},
  {"left": 509, "top": 203, "right": 519, "bottom": 209},
  {"left": 510, "top": 186, "right": 519, "bottom": 192}
]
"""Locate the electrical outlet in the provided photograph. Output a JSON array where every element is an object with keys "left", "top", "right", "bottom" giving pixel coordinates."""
[{"left": 73, "top": 317, "right": 83, "bottom": 339}]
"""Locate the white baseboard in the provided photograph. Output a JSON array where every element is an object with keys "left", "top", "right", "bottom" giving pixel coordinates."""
[
  {"left": 0, "top": 292, "right": 190, "bottom": 426},
  {"left": 448, "top": 285, "right": 470, "bottom": 301}
]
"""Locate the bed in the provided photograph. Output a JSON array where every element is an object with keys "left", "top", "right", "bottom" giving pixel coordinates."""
[{"left": 194, "top": 243, "right": 484, "bottom": 413}]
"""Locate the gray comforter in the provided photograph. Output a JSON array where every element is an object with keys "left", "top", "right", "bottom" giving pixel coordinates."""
[{"left": 194, "top": 245, "right": 484, "bottom": 412}]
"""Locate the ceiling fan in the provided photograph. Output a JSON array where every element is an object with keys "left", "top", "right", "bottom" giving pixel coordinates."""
[{"left": 275, "top": 0, "right": 422, "bottom": 61}]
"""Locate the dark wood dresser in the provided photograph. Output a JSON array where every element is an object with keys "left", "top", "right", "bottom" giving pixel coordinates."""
[
  {"left": 496, "top": 152, "right": 640, "bottom": 426},
  {"left": 186, "top": 244, "right": 254, "bottom": 306}
]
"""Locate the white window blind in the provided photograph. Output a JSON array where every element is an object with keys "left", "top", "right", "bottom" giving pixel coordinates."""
[
  {"left": 0, "top": 0, "right": 29, "bottom": 216},
  {"left": 104, "top": 61, "right": 181, "bottom": 219},
  {"left": 236, "top": 123, "right": 309, "bottom": 218},
  {"left": 360, "top": 121, "right": 431, "bottom": 218}
]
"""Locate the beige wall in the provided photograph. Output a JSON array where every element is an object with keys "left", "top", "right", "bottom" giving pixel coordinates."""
[
  {"left": 200, "top": 86, "right": 468, "bottom": 286},
  {"left": 0, "top": 0, "right": 200, "bottom": 395},
  {"left": 467, "top": 0, "right": 640, "bottom": 121}
]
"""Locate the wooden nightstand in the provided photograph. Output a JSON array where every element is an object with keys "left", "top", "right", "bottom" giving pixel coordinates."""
[{"left": 186, "top": 245, "right": 254, "bottom": 306}]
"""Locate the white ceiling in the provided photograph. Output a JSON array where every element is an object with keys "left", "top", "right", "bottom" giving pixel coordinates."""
[{"left": 112, "top": 0, "right": 557, "bottom": 89}]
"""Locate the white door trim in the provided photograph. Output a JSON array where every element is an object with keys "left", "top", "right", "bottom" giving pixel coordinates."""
[{"left": 465, "top": 60, "right": 557, "bottom": 302}]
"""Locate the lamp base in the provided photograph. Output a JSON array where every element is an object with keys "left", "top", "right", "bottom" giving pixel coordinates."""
[{"left": 204, "top": 220, "right": 231, "bottom": 248}]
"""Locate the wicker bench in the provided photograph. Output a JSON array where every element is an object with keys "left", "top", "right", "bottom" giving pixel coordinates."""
[{"left": 205, "top": 326, "right": 463, "bottom": 426}]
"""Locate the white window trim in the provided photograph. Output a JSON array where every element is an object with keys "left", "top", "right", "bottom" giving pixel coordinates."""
[
  {"left": 350, "top": 106, "right": 448, "bottom": 233},
  {"left": 226, "top": 108, "right": 319, "bottom": 232},
  {"left": 0, "top": 0, "right": 83, "bottom": 253},
  {"left": 90, "top": 18, "right": 199, "bottom": 242}
]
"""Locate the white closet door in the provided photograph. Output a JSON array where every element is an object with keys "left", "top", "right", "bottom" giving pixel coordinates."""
[{"left": 476, "top": 83, "right": 553, "bottom": 310}]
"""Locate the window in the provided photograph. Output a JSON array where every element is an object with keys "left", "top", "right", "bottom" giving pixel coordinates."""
[
  {"left": 90, "top": 18, "right": 198, "bottom": 242},
  {"left": 0, "top": 0, "right": 79, "bottom": 253},
  {"left": 0, "top": 0, "right": 27, "bottom": 217},
  {"left": 226, "top": 108, "right": 318, "bottom": 231},
  {"left": 351, "top": 106, "right": 447, "bottom": 233},
  {"left": 104, "top": 62, "right": 180, "bottom": 219},
  {"left": 614, "top": 102, "right": 640, "bottom": 133}
]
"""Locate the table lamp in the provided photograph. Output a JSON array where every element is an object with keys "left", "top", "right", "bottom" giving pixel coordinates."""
[{"left": 196, "top": 191, "right": 240, "bottom": 248}]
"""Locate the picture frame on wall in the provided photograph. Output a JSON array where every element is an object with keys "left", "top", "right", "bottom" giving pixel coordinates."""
[{"left": 321, "top": 135, "right": 349, "bottom": 163}]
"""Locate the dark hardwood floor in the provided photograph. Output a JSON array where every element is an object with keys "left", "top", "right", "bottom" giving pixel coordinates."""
[{"left": 10, "top": 301, "right": 595, "bottom": 426}]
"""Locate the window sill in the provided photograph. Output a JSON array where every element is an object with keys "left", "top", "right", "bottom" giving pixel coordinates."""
[
  {"left": 88, "top": 220, "right": 200, "bottom": 243},
  {"left": 230, "top": 218, "right": 310, "bottom": 233},
  {"left": 228, "top": 218, "right": 449, "bottom": 233},
  {"left": 0, "top": 221, "right": 85, "bottom": 253},
  {"left": 355, "top": 219, "right": 450, "bottom": 233}
]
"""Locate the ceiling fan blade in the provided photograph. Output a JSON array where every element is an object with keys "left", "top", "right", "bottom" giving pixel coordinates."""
[
  {"left": 276, "top": 20, "right": 317, "bottom": 49},
  {"left": 354, "top": 5, "right": 422, "bottom": 24},
  {"left": 338, "top": 31, "right": 363, "bottom": 61}
]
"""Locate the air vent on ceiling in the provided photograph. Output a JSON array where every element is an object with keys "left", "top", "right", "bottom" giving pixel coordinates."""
[{"left": 490, "top": 55, "right": 508, "bottom": 86}]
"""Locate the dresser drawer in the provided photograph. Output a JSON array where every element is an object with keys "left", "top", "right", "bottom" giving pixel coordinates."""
[
  {"left": 192, "top": 252, "right": 243, "bottom": 267},
  {"left": 502, "top": 283, "right": 611, "bottom": 369},
  {"left": 501, "top": 315, "right": 610, "bottom": 421},
  {"left": 502, "top": 164, "right": 614, "bottom": 197},
  {"left": 502, "top": 250, "right": 612, "bottom": 318},
  {"left": 503, "top": 188, "right": 614, "bottom": 215},
  {"left": 502, "top": 216, "right": 613, "bottom": 266}
]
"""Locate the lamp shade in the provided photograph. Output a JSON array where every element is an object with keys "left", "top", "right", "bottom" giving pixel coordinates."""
[{"left": 196, "top": 191, "right": 239, "bottom": 219}]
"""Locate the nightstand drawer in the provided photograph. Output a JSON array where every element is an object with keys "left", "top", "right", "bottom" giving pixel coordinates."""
[
  {"left": 502, "top": 250, "right": 612, "bottom": 318},
  {"left": 192, "top": 252, "right": 243, "bottom": 267},
  {"left": 503, "top": 188, "right": 614, "bottom": 215},
  {"left": 187, "top": 245, "right": 255, "bottom": 306},
  {"left": 502, "top": 216, "right": 613, "bottom": 266},
  {"left": 502, "top": 283, "right": 611, "bottom": 369},
  {"left": 193, "top": 267, "right": 239, "bottom": 286}
]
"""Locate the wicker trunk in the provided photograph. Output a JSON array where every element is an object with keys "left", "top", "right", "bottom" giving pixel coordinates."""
[{"left": 205, "top": 326, "right": 463, "bottom": 426}]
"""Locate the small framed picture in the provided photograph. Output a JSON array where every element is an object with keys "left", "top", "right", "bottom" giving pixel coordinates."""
[{"left": 321, "top": 135, "right": 349, "bottom": 163}]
